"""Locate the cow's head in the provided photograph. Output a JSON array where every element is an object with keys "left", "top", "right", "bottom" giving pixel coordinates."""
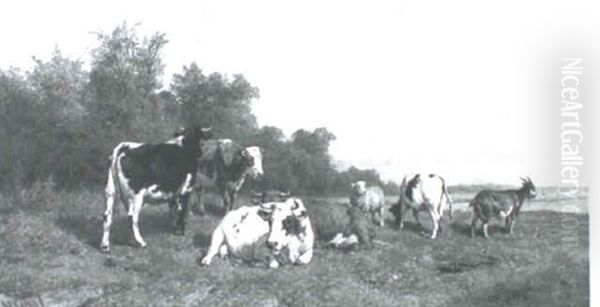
[
  {"left": 179, "top": 126, "right": 213, "bottom": 154},
  {"left": 265, "top": 198, "right": 308, "bottom": 255},
  {"left": 520, "top": 177, "right": 536, "bottom": 199},
  {"left": 242, "top": 146, "right": 263, "bottom": 178},
  {"left": 251, "top": 190, "right": 291, "bottom": 205},
  {"left": 350, "top": 181, "right": 367, "bottom": 195}
]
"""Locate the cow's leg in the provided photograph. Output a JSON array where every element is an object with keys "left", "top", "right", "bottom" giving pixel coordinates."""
[
  {"left": 506, "top": 216, "right": 515, "bottom": 234},
  {"left": 169, "top": 199, "right": 178, "bottom": 229},
  {"left": 130, "top": 193, "right": 147, "bottom": 248},
  {"left": 196, "top": 187, "right": 206, "bottom": 216},
  {"left": 228, "top": 190, "right": 237, "bottom": 211},
  {"left": 218, "top": 244, "right": 229, "bottom": 258},
  {"left": 220, "top": 189, "right": 230, "bottom": 213},
  {"left": 396, "top": 203, "right": 409, "bottom": 230},
  {"left": 174, "top": 193, "right": 190, "bottom": 235},
  {"left": 428, "top": 208, "right": 440, "bottom": 239},
  {"left": 379, "top": 206, "right": 385, "bottom": 227},
  {"left": 371, "top": 210, "right": 378, "bottom": 227},
  {"left": 482, "top": 222, "right": 489, "bottom": 238},
  {"left": 395, "top": 205, "right": 404, "bottom": 229},
  {"left": 296, "top": 249, "right": 313, "bottom": 265},
  {"left": 413, "top": 209, "right": 422, "bottom": 228},
  {"left": 101, "top": 182, "right": 117, "bottom": 253},
  {"left": 201, "top": 227, "right": 226, "bottom": 266},
  {"left": 470, "top": 216, "right": 478, "bottom": 238}
]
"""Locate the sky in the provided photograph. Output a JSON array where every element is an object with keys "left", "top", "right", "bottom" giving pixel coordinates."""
[{"left": 1, "top": 0, "right": 598, "bottom": 186}]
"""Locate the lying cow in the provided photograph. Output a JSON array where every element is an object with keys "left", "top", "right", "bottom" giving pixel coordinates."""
[
  {"left": 349, "top": 181, "right": 387, "bottom": 227},
  {"left": 101, "top": 126, "right": 213, "bottom": 253},
  {"left": 328, "top": 205, "right": 377, "bottom": 249},
  {"left": 390, "top": 173, "right": 453, "bottom": 239},
  {"left": 469, "top": 177, "right": 536, "bottom": 238},
  {"left": 193, "top": 139, "right": 263, "bottom": 214},
  {"left": 200, "top": 197, "right": 314, "bottom": 268}
]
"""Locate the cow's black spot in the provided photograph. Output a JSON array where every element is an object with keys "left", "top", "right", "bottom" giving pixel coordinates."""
[
  {"left": 405, "top": 174, "right": 420, "bottom": 200},
  {"left": 429, "top": 173, "right": 435, "bottom": 178},
  {"left": 282, "top": 215, "right": 305, "bottom": 236},
  {"left": 120, "top": 143, "right": 197, "bottom": 193}
]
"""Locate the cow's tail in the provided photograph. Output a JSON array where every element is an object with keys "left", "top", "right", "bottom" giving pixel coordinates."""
[{"left": 107, "top": 143, "right": 129, "bottom": 212}]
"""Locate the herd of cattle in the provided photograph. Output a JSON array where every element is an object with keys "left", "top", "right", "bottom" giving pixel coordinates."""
[{"left": 100, "top": 125, "right": 537, "bottom": 268}]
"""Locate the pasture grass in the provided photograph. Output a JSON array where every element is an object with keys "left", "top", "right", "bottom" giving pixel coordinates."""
[{"left": 0, "top": 188, "right": 589, "bottom": 306}]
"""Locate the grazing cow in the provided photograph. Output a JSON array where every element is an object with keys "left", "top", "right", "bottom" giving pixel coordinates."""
[
  {"left": 200, "top": 198, "right": 314, "bottom": 268},
  {"left": 328, "top": 205, "right": 377, "bottom": 249},
  {"left": 250, "top": 190, "right": 291, "bottom": 205},
  {"left": 390, "top": 173, "right": 453, "bottom": 239},
  {"left": 193, "top": 139, "right": 263, "bottom": 214},
  {"left": 100, "top": 126, "right": 213, "bottom": 253},
  {"left": 469, "top": 177, "right": 536, "bottom": 238},
  {"left": 349, "top": 181, "right": 387, "bottom": 227}
]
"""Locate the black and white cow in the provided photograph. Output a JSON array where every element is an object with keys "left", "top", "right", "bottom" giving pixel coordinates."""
[
  {"left": 201, "top": 197, "right": 314, "bottom": 268},
  {"left": 469, "top": 177, "right": 536, "bottom": 238},
  {"left": 193, "top": 139, "right": 263, "bottom": 214},
  {"left": 100, "top": 126, "right": 213, "bottom": 253},
  {"left": 390, "top": 173, "right": 453, "bottom": 239}
]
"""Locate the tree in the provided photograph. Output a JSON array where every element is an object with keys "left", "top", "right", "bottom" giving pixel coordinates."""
[
  {"left": 88, "top": 22, "right": 168, "bottom": 139},
  {"left": 26, "top": 50, "right": 91, "bottom": 187},
  {"left": 170, "top": 63, "right": 259, "bottom": 142},
  {"left": 289, "top": 128, "right": 337, "bottom": 194}
]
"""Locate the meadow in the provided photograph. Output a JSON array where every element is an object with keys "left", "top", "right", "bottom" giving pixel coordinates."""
[{"left": 0, "top": 185, "right": 589, "bottom": 306}]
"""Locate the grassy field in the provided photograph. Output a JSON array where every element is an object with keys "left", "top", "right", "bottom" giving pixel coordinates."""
[{"left": 0, "top": 186, "right": 589, "bottom": 306}]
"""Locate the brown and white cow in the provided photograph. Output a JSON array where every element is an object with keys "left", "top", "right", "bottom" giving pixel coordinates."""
[
  {"left": 390, "top": 173, "right": 453, "bottom": 239},
  {"left": 193, "top": 139, "right": 263, "bottom": 214},
  {"left": 200, "top": 197, "right": 314, "bottom": 268}
]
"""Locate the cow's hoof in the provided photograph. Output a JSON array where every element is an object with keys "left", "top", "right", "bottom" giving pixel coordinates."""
[
  {"left": 200, "top": 258, "right": 211, "bottom": 266},
  {"left": 174, "top": 229, "right": 185, "bottom": 236},
  {"left": 133, "top": 241, "right": 147, "bottom": 248},
  {"left": 269, "top": 260, "right": 280, "bottom": 269},
  {"left": 100, "top": 245, "right": 111, "bottom": 253}
]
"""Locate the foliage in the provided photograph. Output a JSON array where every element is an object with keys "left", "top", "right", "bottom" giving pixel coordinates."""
[{"left": 0, "top": 23, "right": 392, "bottom": 196}]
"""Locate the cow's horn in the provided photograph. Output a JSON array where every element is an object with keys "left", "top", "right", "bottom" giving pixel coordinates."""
[
  {"left": 279, "top": 191, "right": 291, "bottom": 197},
  {"left": 292, "top": 199, "right": 301, "bottom": 210},
  {"left": 200, "top": 127, "right": 213, "bottom": 133},
  {"left": 251, "top": 190, "right": 263, "bottom": 197},
  {"left": 260, "top": 202, "right": 274, "bottom": 211}
]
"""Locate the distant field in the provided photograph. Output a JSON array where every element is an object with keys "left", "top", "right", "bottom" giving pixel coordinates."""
[{"left": 0, "top": 187, "right": 589, "bottom": 306}]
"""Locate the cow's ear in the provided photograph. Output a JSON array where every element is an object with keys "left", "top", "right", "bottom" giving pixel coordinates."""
[
  {"left": 295, "top": 210, "right": 307, "bottom": 220},
  {"left": 257, "top": 209, "right": 271, "bottom": 220},
  {"left": 258, "top": 203, "right": 274, "bottom": 220},
  {"left": 251, "top": 190, "right": 263, "bottom": 198},
  {"left": 173, "top": 126, "right": 185, "bottom": 137}
]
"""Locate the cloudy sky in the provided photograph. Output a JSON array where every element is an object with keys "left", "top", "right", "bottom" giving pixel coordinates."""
[{"left": 1, "top": 0, "right": 597, "bottom": 185}]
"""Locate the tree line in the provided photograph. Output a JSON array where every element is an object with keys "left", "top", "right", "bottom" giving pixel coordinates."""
[{"left": 0, "top": 23, "right": 398, "bottom": 196}]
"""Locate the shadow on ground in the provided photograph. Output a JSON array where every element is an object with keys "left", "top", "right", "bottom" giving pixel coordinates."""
[{"left": 56, "top": 209, "right": 175, "bottom": 250}]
